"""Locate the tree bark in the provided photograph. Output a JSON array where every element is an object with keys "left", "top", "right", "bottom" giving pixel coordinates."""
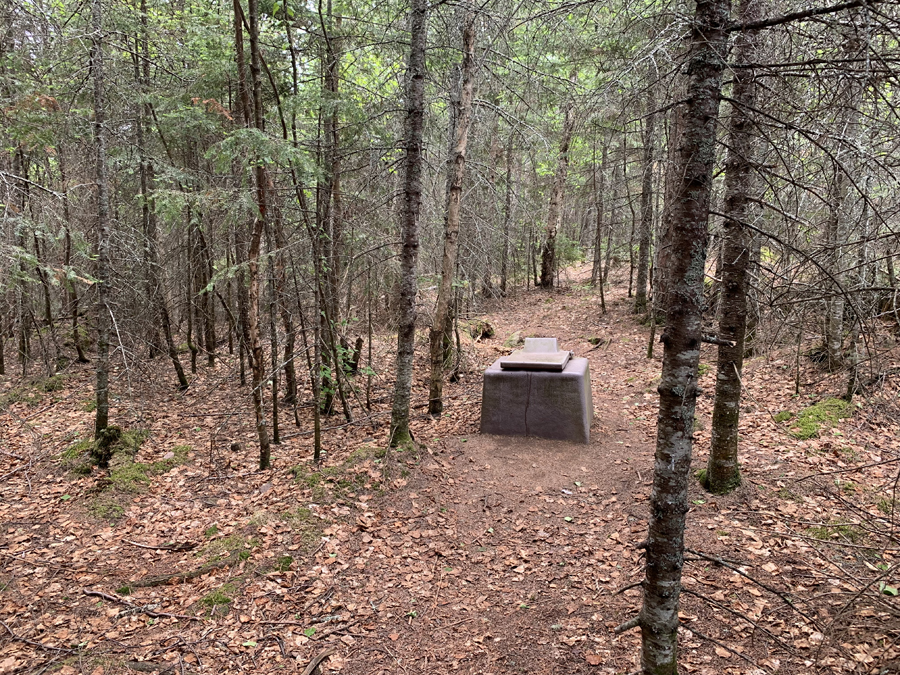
[
  {"left": 234, "top": 0, "right": 271, "bottom": 468},
  {"left": 91, "top": 0, "right": 112, "bottom": 439},
  {"left": 539, "top": 79, "right": 575, "bottom": 289},
  {"left": 591, "top": 140, "right": 607, "bottom": 288},
  {"left": 429, "top": 5, "right": 476, "bottom": 417},
  {"left": 638, "top": 0, "right": 728, "bottom": 671},
  {"left": 500, "top": 125, "right": 516, "bottom": 296},
  {"left": 634, "top": 88, "right": 656, "bottom": 314},
  {"left": 389, "top": 0, "right": 428, "bottom": 447},
  {"left": 707, "top": 0, "right": 761, "bottom": 495},
  {"left": 823, "top": 21, "right": 864, "bottom": 371}
]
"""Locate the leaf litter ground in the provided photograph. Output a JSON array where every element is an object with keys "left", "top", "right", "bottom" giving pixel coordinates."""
[{"left": 1, "top": 264, "right": 898, "bottom": 675}]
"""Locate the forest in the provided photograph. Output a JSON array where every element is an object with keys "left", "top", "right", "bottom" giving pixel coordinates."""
[{"left": 2, "top": 0, "right": 900, "bottom": 673}]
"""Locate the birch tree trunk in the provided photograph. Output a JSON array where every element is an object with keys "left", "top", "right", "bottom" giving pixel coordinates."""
[
  {"left": 428, "top": 5, "right": 476, "bottom": 417},
  {"left": 389, "top": 0, "right": 428, "bottom": 447},
  {"left": 636, "top": 0, "right": 728, "bottom": 670},
  {"left": 707, "top": 0, "right": 761, "bottom": 494}
]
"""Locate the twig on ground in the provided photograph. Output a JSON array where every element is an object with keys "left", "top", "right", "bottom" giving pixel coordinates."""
[
  {"left": 131, "top": 549, "right": 242, "bottom": 587},
  {"left": 82, "top": 589, "right": 202, "bottom": 621},
  {"left": 686, "top": 548, "right": 820, "bottom": 626},
  {"left": 301, "top": 646, "right": 337, "bottom": 675},
  {"left": 0, "top": 619, "right": 73, "bottom": 654},
  {"left": 613, "top": 616, "right": 641, "bottom": 634},
  {"left": 679, "top": 624, "right": 764, "bottom": 670},
  {"left": 124, "top": 539, "right": 196, "bottom": 552}
]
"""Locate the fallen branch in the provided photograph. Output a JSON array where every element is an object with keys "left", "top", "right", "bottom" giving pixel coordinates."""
[
  {"left": 124, "top": 539, "right": 197, "bottom": 552},
  {"left": 0, "top": 619, "right": 73, "bottom": 654},
  {"left": 614, "top": 581, "right": 643, "bottom": 596},
  {"left": 613, "top": 616, "right": 641, "bottom": 634},
  {"left": 82, "top": 589, "right": 201, "bottom": 621},
  {"left": 681, "top": 587, "right": 799, "bottom": 655},
  {"left": 132, "top": 550, "right": 241, "bottom": 588},
  {"left": 301, "top": 646, "right": 337, "bottom": 675},
  {"left": 686, "top": 548, "right": 820, "bottom": 626},
  {"left": 701, "top": 333, "right": 737, "bottom": 347},
  {"left": 793, "top": 455, "right": 900, "bottom": 482}
]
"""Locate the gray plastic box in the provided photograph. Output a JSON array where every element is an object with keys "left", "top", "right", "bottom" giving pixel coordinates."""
[{"left": 480, "top": 356, "right": 592, "bottom": 443}]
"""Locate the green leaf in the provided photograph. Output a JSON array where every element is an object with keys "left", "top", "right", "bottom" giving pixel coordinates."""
[
  {"left": 303, "top": 627, "right": 316, "bottom": 637},
  {"left": 880, "top": 583, "right": 898, "bottom": 596},
  {"left": 61, "top": 494, "right": 71, "bottom": 501},
  {"left": 242, "top": 641, "right": 257, "bottom": 647},
  {"left": 564, "top": 516, "right": 573, "bottom": 522}
]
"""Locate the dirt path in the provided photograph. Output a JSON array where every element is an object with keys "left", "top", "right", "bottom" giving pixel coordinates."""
[{"left": 2, "top": 264, "right": 896, "bottom": 675}]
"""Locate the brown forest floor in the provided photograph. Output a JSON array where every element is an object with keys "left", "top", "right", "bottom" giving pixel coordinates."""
[{"left": 2, "top": 263, "right": 899, "bottom": 675}]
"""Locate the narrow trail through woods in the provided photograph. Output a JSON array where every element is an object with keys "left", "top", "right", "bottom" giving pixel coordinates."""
[{"left": 1, "top": 264, "right": 898, "bottom": 675}]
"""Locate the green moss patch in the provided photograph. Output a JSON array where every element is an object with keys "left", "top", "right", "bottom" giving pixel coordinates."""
[
  {"left": 773, "top": 410, "right": 793, "bottom": 423},
  {"left": 201, "top": 582, "right": 237, "bottom": 610},
  {"left": 789, "top": 398, "right": 854, "bottom": 440},
  {"left": 80, "top": 433, "right": 191, "bottom": 522}
]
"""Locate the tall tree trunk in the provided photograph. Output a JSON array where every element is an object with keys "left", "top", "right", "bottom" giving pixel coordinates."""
[
  {"left": 322, "top": 1, "right": 343, "bottom": 351},
  {"left": 540, "top": 78, "right": 575, "bottom": 288},
  {"left": 58, "top": 151, "right": 89, "bottom": 364},
  {"left": 389, "top": 0, "right": 428, "bottom": 447},
  {"left": 135, "top": 6, "right": 188, "bottom": 389},
  {"left": 636, "top": 0, "right": 728, "bottom": 671},
  {"left": 706, "top": 0, "right": 761, "bottom": 495},
  {"left": 197, "top": 225, "right": 216, "bottom": 366},
  {"left": 273, "top": 203, "right": 297, "bottom": 405},
  {"left": 246, "top": 0, "right": 271, "bottom": 469},
  {"left": 591, "top": 140, "right": 607, "bottom": 288},
  {"left": 633, "top": 88, "right": 656, "bottom": 314},
  {"left": 428, "top": 5, "right": 476, "bottom": 417},
  {"left": 500, "top": 125, "right": 516, "bottom": 296},
  {"left": 91, "top": 0, "right": 112, "bottom": 439}
]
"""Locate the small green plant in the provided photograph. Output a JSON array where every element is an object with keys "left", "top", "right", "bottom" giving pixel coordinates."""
[
  {"left": 274, "top": 555, "right": 293, "bottom": 572},
  {"left": 790, "top": 398, "right": 854, "bottom": 439},
  {"left": 204, "top": 525, "right": 219, "bottom": 538},
  {"left": 773, "top": 410, "right": 793, "bottom": 423},
  {"left": 777, "top": 487, "right": 803, "bottom": 502},
  {"left": 877, "top": 497, "right": 896, "bottom": 515},
  {"left": 39, "top": 374, "right": 65, "bottom": 392},
  {"left": 88, "top": 497, "right": 125, "bottom": 522},
  {"left": 62, "top": 438, "right": 93, "bottom": 461},
  {"left": 82, "top": 399, "right": 97, "bottom": 412},
  {"left": 806, "top": 522, "right": 865, "bottom": 543},
  {"left": 116, "top": 586, "right": 132, "bottom": 596},
  {"left": 837, "top": 480, "right": 857, "bottom": 495},
  {"left": 201, "top": 582, "right": 236, "bottom": 609},
  {"left": 697, "top": 363, "right": 711, "bottom": 377},
  {"left": 151, "top": 445, "right": 191, "bottom": 473}
]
